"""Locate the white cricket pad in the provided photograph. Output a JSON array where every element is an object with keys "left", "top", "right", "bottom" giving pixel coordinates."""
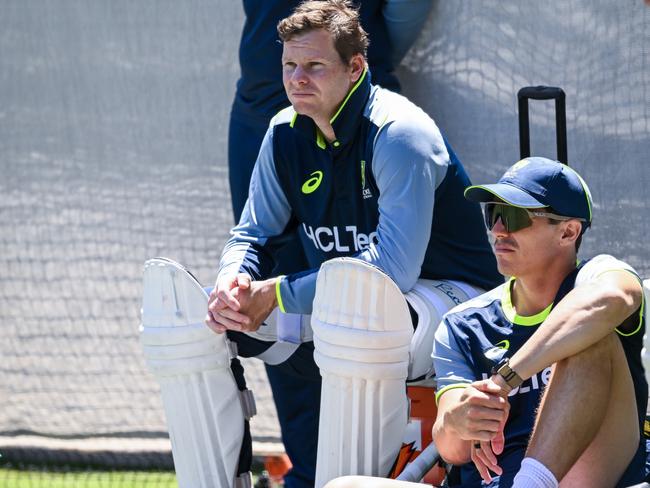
[
  {"left": 405, "top": 279, "right": 484, "bottom": 381},
  {"left": 140, "top": 257, "right": 252, "bottom": 488},
  {"left": 312, "top": 258, "right": 413, "bottom": 488}
]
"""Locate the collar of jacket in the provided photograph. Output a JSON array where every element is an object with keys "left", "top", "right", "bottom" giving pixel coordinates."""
[{"left": 290, "top": 68, "right": 371, "bottom": 150}]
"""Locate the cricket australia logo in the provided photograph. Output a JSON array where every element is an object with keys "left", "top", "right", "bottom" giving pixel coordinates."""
[{"left": 361, "top": 160, "right": 373, "bottom": 199}]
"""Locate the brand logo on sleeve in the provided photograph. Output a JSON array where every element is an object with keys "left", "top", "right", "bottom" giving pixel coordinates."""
[{"left": 301, "top": 171, "right": 323, "bottom": 194}]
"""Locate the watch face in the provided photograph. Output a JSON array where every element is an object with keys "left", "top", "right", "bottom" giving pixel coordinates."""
[{"left": 491, "top": 357, "right": 509, "bottom": 375}]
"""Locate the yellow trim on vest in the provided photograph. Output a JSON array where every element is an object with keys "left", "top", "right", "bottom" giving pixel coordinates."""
[
  {"left": 276, "top": 277, "right": 286, "bottom": 313},
  {"left": 316, "top": 130, "right": 326, "bottom": 150},
  {"left": 616, "top": 292, "right": 645, "bottom": 337},
  {"left": 435, "top": 383, "right": 470, "bottom": 405},
  {"left": 502, "top": 278, "right": 553, "bottom": 326},
  {"left": 599, "top": 269, "right": 646, "bottom": 337},
  {"left": 588, "top": 268, "right": 644, "bottom": 336},
  {"left": 330, "top": 68, "right": 367, "bottom": 124},
  {"left": 290, "top": 112, "right": 298, "bottom": 128}
]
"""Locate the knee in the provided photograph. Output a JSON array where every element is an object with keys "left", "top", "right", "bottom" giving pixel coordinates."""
[{"left": 556, "top": 333, "right": 620, "bottom": 374}]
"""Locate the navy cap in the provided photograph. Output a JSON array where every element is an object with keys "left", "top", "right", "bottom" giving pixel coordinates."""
[{"left": 464, "top": 157, "right": 592, "bottom": 225}]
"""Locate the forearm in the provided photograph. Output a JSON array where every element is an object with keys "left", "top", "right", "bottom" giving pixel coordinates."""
[
  {"left": 365, "top": 120, "right": 447, "bottom": 291},
  {"left": 219, "top": 230, "right": 279, "bottom": 282},
  {"left": 432, "top": 388, "right": 474, "bottom": 465},
  {"left": 511, "top": 278, "right": 641, "bottom": 380}
]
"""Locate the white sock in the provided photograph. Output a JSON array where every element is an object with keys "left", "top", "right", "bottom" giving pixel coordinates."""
[{"left": 511, "top": 457, "right": 559, "bottom": 488}]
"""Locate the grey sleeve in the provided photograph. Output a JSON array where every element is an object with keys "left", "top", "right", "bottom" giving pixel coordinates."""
[
  {"left": 218, "top": 125, "right": 292, "bottom": 281},
  {"left": 432, "top": 319, "right": 474, "bottom": 391},
  {"left": 356, "top": 114, "right": 449, "bottom": 293},
  {"left": 383, "top": 0, "right": 433, "bottom": 65},
  {"left": 277, "top": 269, "right": 318, "bottom": 315}
]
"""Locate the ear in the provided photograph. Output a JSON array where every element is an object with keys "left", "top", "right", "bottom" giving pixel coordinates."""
[
  {"left": 559, "top": 219, "right": 582, "bottom": 248},
  {"left": 348, "top": 54, "right": 366, "bottom": 83}
]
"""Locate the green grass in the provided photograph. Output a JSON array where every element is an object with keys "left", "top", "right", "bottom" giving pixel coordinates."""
[
  {"left": 0, "top": 468, "right": 267, "bottom": 487},
  {"left": 0, "top": 469, "right": 178, "bottom": 487}
]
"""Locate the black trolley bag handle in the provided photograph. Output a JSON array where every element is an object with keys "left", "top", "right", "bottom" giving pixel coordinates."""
[{"left": 518, "top": 86, "right": 568, "bottom": 164}]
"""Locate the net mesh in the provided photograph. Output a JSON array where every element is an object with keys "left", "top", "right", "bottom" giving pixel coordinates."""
[{"left": 1, "top": 0, "right": 648, "bottom": 485}]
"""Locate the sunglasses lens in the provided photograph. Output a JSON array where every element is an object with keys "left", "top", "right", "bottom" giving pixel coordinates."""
[
  {"left": 484, "top": 204, "right": 497, "bottom": 229},
  {"left": 484, "top": 204, "right": 533, "bottom": 232}
]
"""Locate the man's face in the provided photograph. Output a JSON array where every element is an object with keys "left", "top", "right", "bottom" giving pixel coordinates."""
[
  {"left": 489, "top": 206, "right": 568, "bottom": 278},
  {"left": 282, "top": 29, "right": 362, "bottom": 123}
]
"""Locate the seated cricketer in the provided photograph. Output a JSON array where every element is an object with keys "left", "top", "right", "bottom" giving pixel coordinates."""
[
  {"left": 434, "top": 157, "right": 646, "bottom": 488},
  {"left": 205, "top": 0, "right": 501, "bottom": 486},
  {"left": 324, "top": 157, "right": 646, "bottom": 488}
]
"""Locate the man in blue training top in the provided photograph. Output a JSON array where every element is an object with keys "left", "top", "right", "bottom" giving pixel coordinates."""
[
  {"left": 208, "top": 0, "right": 501, "bottom": 484},
  {"left": 431, "top": 157, "right": 647, "bottom": 488},
  {"left": 228, "top": 2, "right": 432, "bottom": 485}
]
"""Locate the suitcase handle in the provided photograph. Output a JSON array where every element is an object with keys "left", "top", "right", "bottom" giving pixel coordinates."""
[{"left": 518, "top": 86, "right": 568, "bottom": 164}]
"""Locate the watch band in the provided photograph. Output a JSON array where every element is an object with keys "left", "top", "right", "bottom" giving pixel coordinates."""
[{"left": 492, "top": 358, "right": 523, "bottom": 389}]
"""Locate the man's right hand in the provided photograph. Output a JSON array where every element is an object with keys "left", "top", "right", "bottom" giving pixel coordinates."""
[
  {"left": 434, "top": 380, "right": 509, "bottom": 469},
  {"left": 205, "top": 273, "right": 253, "bottom": 334},
  {"left": 467, "top": 378, "right": 510, "bottom": 483},
  {"left": 445, "top": 380, "right": 509, "bottom": 442}
]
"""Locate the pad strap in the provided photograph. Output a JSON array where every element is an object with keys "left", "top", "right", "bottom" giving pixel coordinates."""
[
  {"left": 239, "top": 389, "right": 257, "bottom": 420},
  {"left": 254, "top": 341, "right": 300, "bottom": 365},
  {"left": 248, "top": 310, "right": 310, "bottom": 364},
  {"left": 234, "top": 472, "right": 252, "bottom": 488}
]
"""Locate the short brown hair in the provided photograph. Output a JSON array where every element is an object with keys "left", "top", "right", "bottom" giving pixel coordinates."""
[{"left": 277, "top": 0, "right": 369, "bottom": 63}]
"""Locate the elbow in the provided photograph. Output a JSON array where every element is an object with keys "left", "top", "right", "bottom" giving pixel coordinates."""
[
  {"left": 597, "top": 283, "right": 642, "bottom": 318},
  {"left": 432, "top": 419, "right": 471, "bottom": 466},
  {"left": 392, "top": 266, "right": 420, "bottom": 293},
  {"left": 437, "top": 448, "right": 470, "bottom": 467},
  {"left": 437, "top": 445, "right": 471, "bottom": 467}
]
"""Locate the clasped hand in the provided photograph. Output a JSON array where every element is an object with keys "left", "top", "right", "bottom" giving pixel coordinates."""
[
  {"left": 454, "top": 378, "right": 511, "bottom": 483},
  {"left": 205, "top": 273, "right": 277, "bottom": 334}
]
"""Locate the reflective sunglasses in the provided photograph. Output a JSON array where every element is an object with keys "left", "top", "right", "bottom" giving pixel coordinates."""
[{"left": 483, "top": 203, "right": 575, "bottom": 233}]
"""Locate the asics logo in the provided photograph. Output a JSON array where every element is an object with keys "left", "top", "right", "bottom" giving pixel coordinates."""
[
  {"left": 484, "top": 340, "right": 510, "bottom": 361},
  {"left": 302, "top": 171, "right": 323, "bottom": 194}
]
